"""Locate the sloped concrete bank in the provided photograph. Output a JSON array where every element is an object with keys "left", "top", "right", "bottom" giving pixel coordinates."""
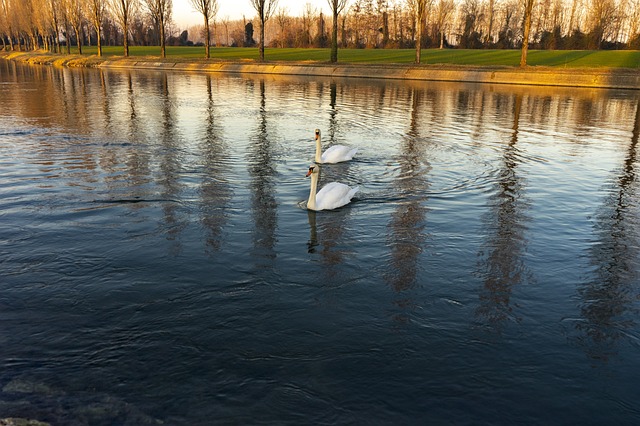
[{"left": 2, "top": 50, "right": 640, "bottom": 89}]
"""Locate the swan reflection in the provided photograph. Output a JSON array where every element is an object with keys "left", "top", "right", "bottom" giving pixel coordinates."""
[{"left": 306, "top": 203, "right": 354, "bottom": 278}]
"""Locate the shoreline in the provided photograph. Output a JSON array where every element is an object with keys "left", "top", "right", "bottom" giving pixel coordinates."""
[{"left": 2, "top": 50, "right": 640, "bottom": 89}]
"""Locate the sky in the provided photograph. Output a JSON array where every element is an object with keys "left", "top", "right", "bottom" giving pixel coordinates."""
[{"left": 173, "top": 0, "right": 332, "bottom": 28}]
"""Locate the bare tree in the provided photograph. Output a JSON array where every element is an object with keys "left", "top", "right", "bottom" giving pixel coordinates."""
[
  {"left": 568, "top": 0, "right": 580, "bottom": 35},
  {"left": 249, "top": 0, "right": 278, "bottom": 61},
  {"left": 144, "top": 0, "right": 172, "bottom": 58},
  {"left": 586, "top": 0, "right": 618, "bottom": 47},
  {"left": 1, "top": 0, "right": 15, "bottom": 50},
  {"left": 275, "top": 7, "right": 287, "bottom": 47},
  {"left": 408, "top": 0, "right": 428, "bottom": 63},
  {"left": 59, "top": 0, "right": 72, "bottom": 52},
  {"left": 16, "top": 0, "right": 39, "bottom": 50},
  {"left": 628, "top": 0, "right": 640, "bottom": 46},
  {"left": 34, "top": 0, "right": 53, "bottom": 50},
  {"left": 484, "top": 0, "right": 496, "bottom": 45},
  {"left": 62, "top": 0, "right": 84, "bottom": 53},
  {"left": 46, "top": 0, "right": 61, "bottom": 52},
  {"left": 434, "top": 0, "right": 454, "bottom": 48},
  {"left": 87, "top": 0, "right": 107, "bottom": 55},
  {"left": 520, "top": 0, "right": 535, "bottom": 66},
  {"left": 109, "top": 0, "right": 138, "bottom": 56},
  {"left": 220, "top": 14, "right": 229, "bottom": 45},
  {"left": 190, "top": 0, "right": 218, "bottom": 58},
  {"left": 327, "top": 0, "right": 348, "bottom": 62},
  {"left": 302, "top": 3, "right": 316, "bottom": 47}
]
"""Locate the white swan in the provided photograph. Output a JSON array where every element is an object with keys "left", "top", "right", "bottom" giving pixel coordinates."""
[
  {"left": 314, "top": 129, "right": 358, "bottom": 164},
  {"left": 306, "top": 164, "right": 359, "bottom": 211}
]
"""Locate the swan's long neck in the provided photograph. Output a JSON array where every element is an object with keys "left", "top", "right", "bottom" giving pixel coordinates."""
[
  {"left": 314, "top": 134, "right": 322, "bottom": 163},
  {"left": 308, "top": 168, "right": 319, "bottom": 210}
]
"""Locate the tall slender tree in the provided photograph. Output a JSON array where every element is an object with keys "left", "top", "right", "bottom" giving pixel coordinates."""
[
  {"left": 408, "top": 0, "right": 428, "bottom": 63},
  {"left": 275, "top": 7, "right": 287, "bottom": 48},
  {"left": 88, "top": 0, "right": 106, "bottom": 56},
  {"left": 586, "top": 0, "right": 618, "bottom": 48},
  {"left": 46, "top": 0, "right": 61, "bottom": 52},
  {"left": 327, "top": 0, "right": 348, "bottom": 62},
  {"left": 520, "top": 0, "right": 535, "bottom": 66},
  {"left": 220, "top": 14, "right": 229, "bottom": 45},
  {"left": 66, "top": 0, "right": 84, "bottom": 53},
  {"left": 144, "top": 0, "right": 172, "bottom": 58},
  {"left": 249, "top": 0, "right": 278, "bottom": 61},
  {"left": 189, "top": 0, "right": 218, "bottom": 58},
  {"left": 110, "top": 0, "right": 138, "bottom": 57},
  {"left": 1, "top": 0, "right": 15, "bottom": 50},
  {"left": 434, "top": 0, "right": 454, "bottom": 49}
]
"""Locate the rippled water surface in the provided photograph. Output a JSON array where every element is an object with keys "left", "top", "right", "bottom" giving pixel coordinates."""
[{"left": 1, "top": 59, "right": 639, "bottom": 425}]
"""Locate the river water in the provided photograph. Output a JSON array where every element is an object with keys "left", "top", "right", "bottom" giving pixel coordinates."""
[{"left": 1, "top": 59, "right": 639, "bottom": 425}]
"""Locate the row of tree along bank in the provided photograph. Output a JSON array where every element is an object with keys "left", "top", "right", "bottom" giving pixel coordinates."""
[
  {"left": 3, "top": 50, "right": 640, "bottom": 90},
  {"left": 2, "top": 0, "right": 640, "bottom": 68}
]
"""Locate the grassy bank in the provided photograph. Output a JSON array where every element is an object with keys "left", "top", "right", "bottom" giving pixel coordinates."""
[{"left": 42, "top": 46, "right": 640, "bottom": 68}]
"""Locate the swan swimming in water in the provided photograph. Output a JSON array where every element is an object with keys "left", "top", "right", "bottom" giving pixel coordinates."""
[
  {"left": 314, "top": 129, "right": 358, "bottom": 164},
  {"left": 306, "top": 164, "right": 359, "bottom": 211}
]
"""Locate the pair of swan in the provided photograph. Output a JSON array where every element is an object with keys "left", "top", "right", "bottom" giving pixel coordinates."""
[{"left": 306, "top": 129, "right": 359, "bottom": 211}]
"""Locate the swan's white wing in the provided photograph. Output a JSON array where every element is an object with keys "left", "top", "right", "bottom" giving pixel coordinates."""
[
  {"left": 315, "top": 182, "right": 359, "bottom": 210},
  {"left": 321, "top": 145, "right": 358, "bottom": 163}
]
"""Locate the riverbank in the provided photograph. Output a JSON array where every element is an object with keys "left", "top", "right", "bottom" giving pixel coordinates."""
[{"left": 2, "top": 50, "right": 640, "bottom": 89}]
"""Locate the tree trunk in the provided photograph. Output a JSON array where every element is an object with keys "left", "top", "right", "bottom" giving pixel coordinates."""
[
  {"left": 96, "top": 26, "right": 102, "bottom": 56},
  {"left": 414, "top": 2, "right": 425, "bottom": 64},
  {"left": 123, "top": 20, "right": 129, "bottom": 56},
  {"left": 415, "top": 18, "right": 422, "bottom": 64},
  {"left": 31, "top": 33, "right": 38, "bottom": 51},
  {"left": 259, "top": 18, "right": 265, "bottom": 61},
  {"left": 75, "top": 27, "right": 82, "bottom": 54},
  {"left": 65, "top": 23, "right": 71, "bottom": 53},
  {"left": 160, "top": 20, "right": 166, "bottom": 58},
  {"left": 330, "top": 10, "right": 338, "bottom": 62},
  {"left": 205, "top": 18, "right": 210, "bottom": 59},
  {"left": 520, "top": 0, "right": 534, "bottom": 67}
]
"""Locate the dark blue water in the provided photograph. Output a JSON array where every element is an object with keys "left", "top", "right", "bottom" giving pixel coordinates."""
[{"left": 1, "top": 59, "right": 639, "bottom": 425}]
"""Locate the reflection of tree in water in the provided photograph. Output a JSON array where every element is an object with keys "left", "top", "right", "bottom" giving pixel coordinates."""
[
  {"left": 99, "top": 69, "right": 112, "bottom": 136},
  {"left": 122, "top": 73, "right": 152, "bottom": 204},
  {"left": 200, "top": 75, "right": 232, "bottom": 253},
  {"left": 476, "top": 93, "right": 531, "bottom": 328},
  {"left": 305, "top": 83, "right": 353, "bottom": 274},
  {"left": 328, "top": 82, "right": 338, "bottom": 144},
  {"left": 247, "top": 79, "right": 278, "bottom": 264},
  {"left": 385, "top": 87, "right": 430, "bottom": 294},
  {"left": 158, "top": 74, "right": 186, "bottom": 253},
  {"left": 577, "top": 100, "right": 640, "bottom": 362}
]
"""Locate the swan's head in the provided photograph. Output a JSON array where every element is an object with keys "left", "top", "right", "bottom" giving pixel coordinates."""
[
  {"left": 314, "top": 129, "right": 321, "bottom": 140},
  {"left": 306, "top": 164, "right": 319, "bottom": 177}
]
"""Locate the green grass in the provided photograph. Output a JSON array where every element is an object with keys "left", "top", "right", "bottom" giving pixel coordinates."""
[{"left": 72, "top": 45, "right": 640, "bottom": 68}]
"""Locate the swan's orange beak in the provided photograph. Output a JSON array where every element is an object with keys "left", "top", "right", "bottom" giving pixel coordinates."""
[{"left": 306, "top": 169, "right": 313, "bottom": 177}]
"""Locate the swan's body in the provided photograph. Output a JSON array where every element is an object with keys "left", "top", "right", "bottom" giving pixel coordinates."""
[
  {"left": 314, "top": 129, "right": 357, "bottom": 164},
  {"left": 306, "top": 164, "right": 358, "bottom": 211}
]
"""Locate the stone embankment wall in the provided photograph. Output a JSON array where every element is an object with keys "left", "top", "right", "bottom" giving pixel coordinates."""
[{"left": 2, "top": 50, "right": 640, "bottom": 90}]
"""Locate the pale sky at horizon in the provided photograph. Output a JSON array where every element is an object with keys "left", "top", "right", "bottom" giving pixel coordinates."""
[{"left": 173, "top": 0, "right": 333, "bottom": 28}]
